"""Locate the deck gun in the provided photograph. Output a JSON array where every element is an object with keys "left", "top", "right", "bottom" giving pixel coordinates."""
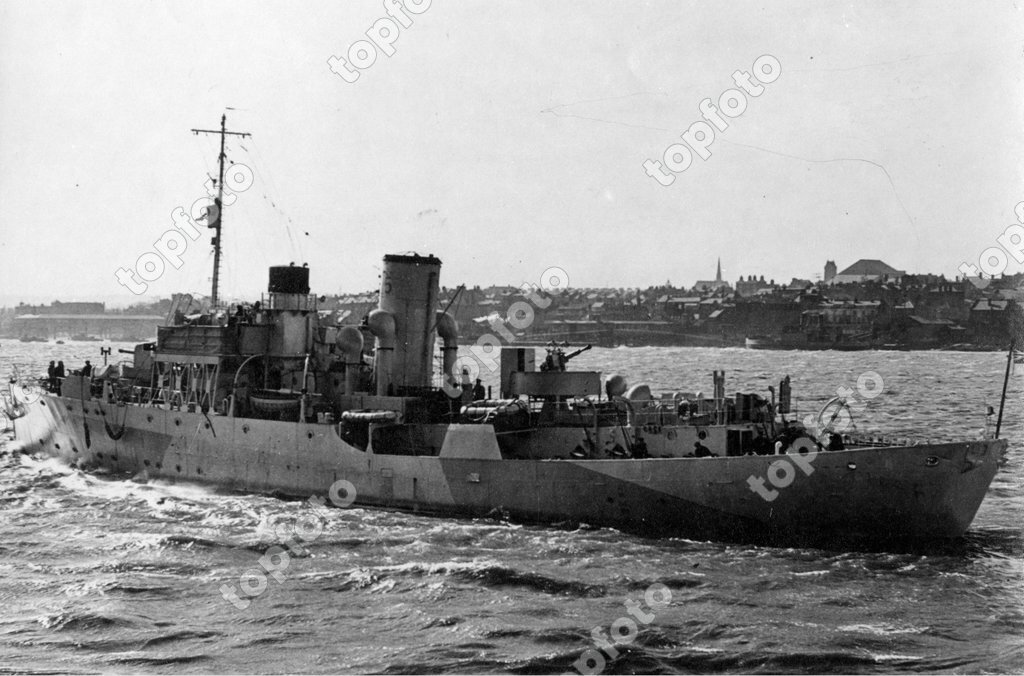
[
  {"left": 541, "top": 342, "right": 592, "bottom": 371},
  {"left": 563, "top": 344, "right": 592, "bottom": 364}
]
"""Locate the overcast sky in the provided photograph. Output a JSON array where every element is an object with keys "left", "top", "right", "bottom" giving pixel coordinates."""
[{"left": 1, "top": 0, "right": 1022, "bottom": 306}]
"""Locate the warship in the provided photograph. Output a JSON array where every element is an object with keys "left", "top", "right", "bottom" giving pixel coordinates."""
[{"left": 3, "top": 118, "right": 1013, "bottom": 548}]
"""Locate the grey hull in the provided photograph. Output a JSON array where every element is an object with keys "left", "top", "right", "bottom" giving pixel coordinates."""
[{"left": 12, "top": 391, "right": 1008, "bottom": 548}]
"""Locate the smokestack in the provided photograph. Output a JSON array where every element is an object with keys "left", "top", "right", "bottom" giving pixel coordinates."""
[
  {"left": 367, "top": 309, "right": 395, "bottom": 397},
  {"left": 377, "top": 254, "right": 442, "bottom": 392},
  {"left": 335, "top": 326, "right": 364, "bottom": 395}
]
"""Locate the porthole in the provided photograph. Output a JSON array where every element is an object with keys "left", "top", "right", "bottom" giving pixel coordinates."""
[
  {"left": 204, "top": 422, "right": 210, "bottom": 429},
  {"left": 925, "top": 456, "right": 939, "bottom": 467},
  {"left": 39, "top": 400, "right": 46, "bottom": 407},
  {"left": 72, "top": 447, "right": 78, "bottom": 453},
  {"left": 307, "top": 432, "right": 314, "bottom": 440},
  {"left": 242, "top": 425, "right": 250, "bottom": 433},
  {"left": 143, "top": 459, "right": 150, "bottom": 467},
  {"left": 146, "top": 415, "right": 153, "bottom": 423},
  {"left": 174, "top": 419, "right": 181, "bottom": 426}
]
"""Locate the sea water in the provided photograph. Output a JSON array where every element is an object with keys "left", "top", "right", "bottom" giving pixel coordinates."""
[{"left": 1, "top": 343, "right": 1021, "bottom": 674}]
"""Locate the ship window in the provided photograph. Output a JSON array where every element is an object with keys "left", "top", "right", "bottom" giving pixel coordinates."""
[
  {"left": 147, "top": 415, "right": 153, "bottom": 423},
  {"left": 174, "top": 419, "right": 181, "bottom": 426}
]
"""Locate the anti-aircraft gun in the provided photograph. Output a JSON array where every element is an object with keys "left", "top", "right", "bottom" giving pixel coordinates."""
[{"left": 540, "top": 342, "right": 592, "bottom": 372}]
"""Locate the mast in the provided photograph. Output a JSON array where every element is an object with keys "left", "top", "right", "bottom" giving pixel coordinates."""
[
  {"left": 191, "top": 114, "right": 251, "bottom": 308},
  {"left": 995, "top": 338, "right": 1016, "bottom": 439}
]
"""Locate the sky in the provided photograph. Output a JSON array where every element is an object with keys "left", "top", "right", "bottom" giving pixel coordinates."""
[{"left": 1, "top": 0, "right": 1022, "bottom": 307}]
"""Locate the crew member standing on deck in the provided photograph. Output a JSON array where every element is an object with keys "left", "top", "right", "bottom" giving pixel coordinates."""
[
  {"left": 81, "top": 360, "right": 92, "bottom": 377},
  {"left": 55, "top": 361, "right": 65, "bottom": 395},
  {"left": 47, "top": 361, "right": 57, "bottom": 391}
]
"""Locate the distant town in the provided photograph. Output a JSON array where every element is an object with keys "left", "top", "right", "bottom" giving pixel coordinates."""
[{"left": 1, "top": 258, "right": 1021, "bottom": 351}]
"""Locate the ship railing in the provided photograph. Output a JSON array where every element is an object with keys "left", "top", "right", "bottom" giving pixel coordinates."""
[
  {"left": 844, "top": 434, "right": 916, "bottom": 448},
  {"left": 262, "top": 292, "right": 319, "bottom": 312}
]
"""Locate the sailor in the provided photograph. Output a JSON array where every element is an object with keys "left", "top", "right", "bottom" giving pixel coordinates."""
[
  {"left": 55, "top": 361, "right": 65, "bottom": 394},
  {"left": 541, "top": 352, "right": 556, "bottom": 372},
  {"left": 81, "top": 360, "right": 93, "bottom": 377},
  {"left": 690, "top": 392, "right": 702, "bottom": 416},
  {"left": 472, "top": 378, "right": 486, "bottom": 401},
  {"left": 693, "top": 441, "right": 713, "bottom": 458},
  {"left": 47, "top": 361, "right": 57, "bottom": 391},
  {"left": 827, "top": 432, "right": 845, "bottom": 451}
]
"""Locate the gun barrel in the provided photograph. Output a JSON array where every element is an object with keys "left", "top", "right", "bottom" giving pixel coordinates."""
[{"left": 564, "top": 344, "right": 593, "bottom": 361}]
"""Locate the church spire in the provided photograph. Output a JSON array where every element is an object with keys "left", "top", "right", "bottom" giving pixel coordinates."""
[{"left": 716, "top": 258, "right": 722, "bottom": 283}]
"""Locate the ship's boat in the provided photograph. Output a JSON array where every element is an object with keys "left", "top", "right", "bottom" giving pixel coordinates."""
[
  {"left": 248, "top": 390, "right": 303, "bottom": 419},
  {"left": 6, "top": 118, "right": 1012, "bottom": 549}
]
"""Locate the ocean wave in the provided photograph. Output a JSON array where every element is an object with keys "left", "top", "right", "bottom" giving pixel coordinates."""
[{"left": 37, "top": 611, "right": 138, "bottom": 632}]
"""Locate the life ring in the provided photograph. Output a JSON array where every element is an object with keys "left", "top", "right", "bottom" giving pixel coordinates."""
[{"left": 815, "top": 396, "right": 852, "bottom": 434}]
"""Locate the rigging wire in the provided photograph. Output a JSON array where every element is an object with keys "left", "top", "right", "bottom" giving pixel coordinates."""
[
  {"left": 242, "top": 137, "right": 303, "bottom": 263},
  {"left": 220, "top": 138, "right": 269, "bottom": 298}
]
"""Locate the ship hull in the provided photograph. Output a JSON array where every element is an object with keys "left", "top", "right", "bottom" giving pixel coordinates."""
[{"left": 11, "top": 389, "right": 1008, "bottom": 548}]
